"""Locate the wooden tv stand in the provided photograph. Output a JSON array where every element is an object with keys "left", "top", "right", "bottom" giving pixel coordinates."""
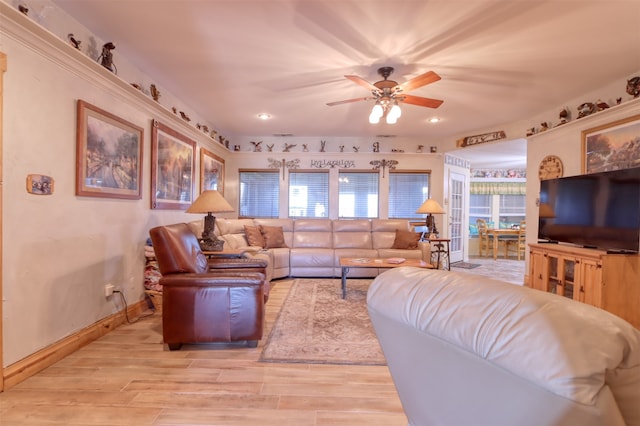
[{"left": 528, "top": 243, "right": 640, "bottom": 329}]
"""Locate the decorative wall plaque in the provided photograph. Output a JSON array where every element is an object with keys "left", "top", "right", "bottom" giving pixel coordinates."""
[{"left": 456, "top": 130, "right": 506, "bottom": 147}]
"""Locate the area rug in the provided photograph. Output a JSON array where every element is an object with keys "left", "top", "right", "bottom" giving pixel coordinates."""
[
  {"left": 451, "top": 261, "right": 481, "bottom": 269},
  {"left": 259, "top": 278, "right": 386, "bottom": 365}
]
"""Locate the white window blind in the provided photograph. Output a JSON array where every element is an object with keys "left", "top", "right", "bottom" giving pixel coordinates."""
[
  {"left": 388, "top": 172, "right": 430, "bottom": 219},
  {"left": 239, "top": 170, "right": 279, "bottom": 218},
  {"left": 289, "top": 171, "right": 329, "bottom": 218},
  {"left": 338, "top": 172, "right": 379, "bottom": 218}
]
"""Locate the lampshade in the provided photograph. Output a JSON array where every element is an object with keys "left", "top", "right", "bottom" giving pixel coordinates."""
[
  {"left": 186, "top": 190, "right": 234, "bottom": 214},
  {"left": 415, "top": 198, "right": 445, "bottom": 214}
]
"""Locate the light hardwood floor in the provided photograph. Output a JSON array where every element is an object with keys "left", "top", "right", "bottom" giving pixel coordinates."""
[{"left": 0, "top": 279, "right": 407, "bottom": 425}]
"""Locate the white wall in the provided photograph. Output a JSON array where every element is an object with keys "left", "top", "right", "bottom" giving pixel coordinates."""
[{"left": 525, "top": 97, "right": 640, "bottom": 268}]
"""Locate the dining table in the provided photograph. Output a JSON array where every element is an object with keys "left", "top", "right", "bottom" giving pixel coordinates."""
[{"left": 487, "top": 228, "right": 520, "bottom": 260}]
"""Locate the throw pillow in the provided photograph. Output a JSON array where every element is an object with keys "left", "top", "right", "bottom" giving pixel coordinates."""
[
  {"left": 244, "top": 225, "right": 265, "bottom": 248},
  {"left": 260, "top": 225, "right": 288, "bottom": 249},
  {"left": 391, "top": 229, "right": 421, "bottom": 250}
]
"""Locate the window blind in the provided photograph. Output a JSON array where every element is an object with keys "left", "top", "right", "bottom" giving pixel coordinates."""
[
  {"left": 289, "top": 171, "right": 329, "bottom": 218},
  {"left": 239, "top": 170, "right": 279, "bottom": 218},
  {"left": 388, "top": 172, "right": 430, "bottom": 219},
  {"left": 338, "top": 172, "right": 379, "bottom": 218}
]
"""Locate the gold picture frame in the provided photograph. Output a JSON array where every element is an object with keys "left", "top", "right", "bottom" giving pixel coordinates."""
[
  {"left": 582, "top": 113, "right": 640, "bottom": 174},
  {"left": 150, "top": 120, "right": 196, "bottom": 210},
  {"left": 75, "top": 100, "right": 143, "bottom": 199},
  {"left": 199, "top": 148, "right": 225, "bottom": 194}
]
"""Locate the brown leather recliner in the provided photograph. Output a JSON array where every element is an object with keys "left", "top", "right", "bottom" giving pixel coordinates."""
[{"left": 149, "top": 223, "right": 269, "bottom": 350}]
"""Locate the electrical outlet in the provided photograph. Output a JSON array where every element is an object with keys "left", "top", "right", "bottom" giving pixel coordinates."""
[{"left": 104, "top": 283, "right": 115, "bottom": 297}]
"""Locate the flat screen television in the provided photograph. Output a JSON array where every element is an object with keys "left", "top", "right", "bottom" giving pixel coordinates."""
[{"left": 538, "top": 167, "right": 640, "bottom": 253}]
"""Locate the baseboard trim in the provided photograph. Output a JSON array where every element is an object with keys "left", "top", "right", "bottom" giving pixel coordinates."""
[{"left": 3, "top": 299, "right": 149, "bottom": 390}]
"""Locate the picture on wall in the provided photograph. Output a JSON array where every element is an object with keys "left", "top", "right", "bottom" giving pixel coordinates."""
[
  {"left": 582, "top": 113, "right": 640, "bottom": 174},
  {"left": 76, "top": 100, "right": 144, "bottom": 199},
  {"left": 200, "top": 148, "right": 225, "bottom": 194},
  {"left": 150, "top": 120, "right": 196, "bottom": 210}
]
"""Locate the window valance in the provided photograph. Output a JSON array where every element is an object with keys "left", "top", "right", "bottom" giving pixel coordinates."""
[{"left": 470, "top": 182, "right": 526, "bottom": 195}]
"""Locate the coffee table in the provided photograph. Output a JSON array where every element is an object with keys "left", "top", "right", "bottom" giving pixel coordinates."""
[{"left": 339, "top": 257, "right": 434, "bottom": 299}]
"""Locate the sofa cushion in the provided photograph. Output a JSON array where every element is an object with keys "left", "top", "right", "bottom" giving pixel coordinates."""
[
  {"left": 244, "top": 225, "right": 265, "bottom": 248},
  {"left": 391, "top": 229, "right": 421, "bottom": 249},
  {"left": 260, "top": 225, "right": 288, "bottom": 249}
]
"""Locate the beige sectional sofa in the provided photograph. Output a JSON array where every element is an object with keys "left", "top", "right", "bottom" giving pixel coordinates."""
[{"left": 206, "top": 218, "right": 428, "bottom": 281}]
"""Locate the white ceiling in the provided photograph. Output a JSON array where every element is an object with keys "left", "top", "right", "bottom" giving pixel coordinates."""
[{"left": 50, "top": 0, "right": 640, "bottom": 168}]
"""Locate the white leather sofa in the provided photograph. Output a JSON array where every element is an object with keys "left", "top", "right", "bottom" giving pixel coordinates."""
[
  {"left": 367, "top": 267, "right": 640, "bottom": 426},
  {"left": 208, "top": 218, "right": 429, "bottom": 281}
]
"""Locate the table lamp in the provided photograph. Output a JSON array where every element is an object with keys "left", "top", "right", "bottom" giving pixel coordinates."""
[
  {"left": 416, "top": 198, "right": 445, "bottom": 239},
  {"left": 186, "top": 190, "right": 234, "bottom": 251}
]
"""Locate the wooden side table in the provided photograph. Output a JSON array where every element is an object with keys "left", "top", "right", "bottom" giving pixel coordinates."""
[{"left": 427, "top": 238, "right": 451, "bottom": 270}]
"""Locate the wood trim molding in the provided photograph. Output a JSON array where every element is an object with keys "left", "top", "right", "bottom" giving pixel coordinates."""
[
  {"left": 0, "top": 50, "right": 6, "bottom": 392},
  {"left": 2, "top": 299, "right": 149, "bottom": 390}
]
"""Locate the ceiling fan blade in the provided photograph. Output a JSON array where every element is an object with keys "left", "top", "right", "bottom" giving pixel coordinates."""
[
  {"left": 398, "top": 71, "right": 441, "bottom": 92},
  {"left": 326, "top": 97, "right": 371, "bottom": 106},
  {"left": 400, "top": 94, "right": 444, "bottom": 108},
  {"left": 345, "top": 75, "right": 379, "bottom": 92}
]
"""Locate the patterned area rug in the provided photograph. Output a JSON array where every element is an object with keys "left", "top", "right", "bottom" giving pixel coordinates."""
[{"left": 260, "top": 278, "right": 385, "bottom": 365}]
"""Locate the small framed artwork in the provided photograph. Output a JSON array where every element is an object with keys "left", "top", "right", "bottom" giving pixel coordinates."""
[
  {"left": 150, "top": 120, "right": 196, "bottom": 209},
  {"left": 582, "top": 113, "right": 640, "bottom": 174},
  {"left": 27, "top": 174, "right": 55, "bottom": 195},
  {"left": 200, "top": 148, "right": 225, "bottom": 194},
  {"left": 76, "top": 100, "right": 144, "bottom": 199}
]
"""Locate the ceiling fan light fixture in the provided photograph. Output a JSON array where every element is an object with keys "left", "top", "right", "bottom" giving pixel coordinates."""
[
  {"left": 389, "top": 103, "right": 402, "bottom": 119},
  {"left": 371, "top": 103, "right": 384, "bottom": 118},
  {"left": 386, "top": 114, "right": 398, "bottom": 124},
  {"left": 369, "top": 112, "right": 381, "bottom": 124}
]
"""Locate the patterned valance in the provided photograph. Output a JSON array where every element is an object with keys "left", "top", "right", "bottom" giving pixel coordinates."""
[{"left": 470, "top": 181, "right": 526, "bottom": 195}]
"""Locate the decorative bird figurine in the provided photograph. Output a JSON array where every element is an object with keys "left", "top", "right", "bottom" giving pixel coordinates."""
[
  {"left": 18, "top": 4, "right": 28, "bottom": 15},
  {"left": 150, "top": 84, "right": 161, "bottom": 101},
  {"left": 179, "top": 111, "right": 191, "bottom": 122},
  {"left": 266, "top": 144, "right": 274, "bottom": 152},
  {"left": 250, "top": 141, "right": 263, "bottom": 152},
  {"left": 283, "top": 143, "right": 296, "bottom": 152},
  {"left": 67, "top": 33, "right": 81, "bottom": 49}
]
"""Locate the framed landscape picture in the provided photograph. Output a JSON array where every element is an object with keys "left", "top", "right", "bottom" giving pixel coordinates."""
[
  {"left": 76, "top": 100, "right": 143, "bottom": 199},
  {"left": 200, "top": 148, "right": 225, "bottom": 194},
  {"left": 582, "top": 113, "right": 640, "bottom": 174},
  {"left": 150, "top": 120, "right": 196, "bottom": 210}
]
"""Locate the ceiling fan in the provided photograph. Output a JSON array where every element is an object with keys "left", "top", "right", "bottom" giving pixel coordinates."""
[{"left": 327, "top": 66, "right": 444, "bottom": 122}]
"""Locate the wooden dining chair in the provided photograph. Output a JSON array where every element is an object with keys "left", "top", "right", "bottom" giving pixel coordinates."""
[
  {"left": 505, "top": 221, "right": 526, "bottom": 260},
  {"left": 476, "top": 219, "right": 491, "bottom": 257}
]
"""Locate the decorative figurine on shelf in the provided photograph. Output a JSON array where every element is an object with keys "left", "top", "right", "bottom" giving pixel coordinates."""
[
  {"left": 18, "top": 4, "right": 28, "bottom": 15},
  {"left": 596, "top": 99, "right": 610, "bottom": 111},
  {"left": 320, "top": 140, "right": 326, "bottom": 152},
  {"left": 283, "top": 143, "right": 297, "bottom": 152},
  {"left": 557, "top": 107, "right": 570, "bottom": 126},
  {"left": 626, "top": 76, "right": 640, "bottom": 98},
  {"left": 172, "top": 107, "right": 177, "bottom": 114},
  {"left": 417, "top": 145, "right": 423, "bottom": 153},
  {"left": 373, "top": 141, "right": 380, "bottom": 152},
  {"left": 202, "top": 125, "right": 209, "bottom": 133},
  {"left": 540, "top": 122, "right": 550, "bottom": 132},
  {"left": 353, "top": 146, "right": 360, "bottom": 152},
  {"left": 179, "top": 111, "right": 191, "bottom": 122},
  {"left": 526, "top": 127, "right": 536, "bottom": 136},
  {"left": 250, "top": 141, "right": 263, "bottom": 152},
  {"left": 150, "top": 84, "right": 161, "bottom": 101},
  {"left": 430, "top": 146, "right": 438, "bottom": 153},
  {"left": 303, "top": 144, "right": 309, "bottom": 152},
  {"left": 339, "top": 145, "right": 345, "bottom": 152},
  {"left": 266, "top": 144, "right": 274, "bottom": 152},
  {"left": 67, "top": 33, "right": 81, "bottom": 49},
  {"left": 97, "top": 42, "right": 117, "bottom": 74},
  {"left": 617, "top": 97, "right": 623, "bottom": 105},
  {"left": 577, "top": 102, "right": 596, "bottom": 118}
]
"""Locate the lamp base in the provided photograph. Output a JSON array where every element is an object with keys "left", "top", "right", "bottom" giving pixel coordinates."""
[{"left": 199, "top": 238, "right": 224, "bottom": 252}]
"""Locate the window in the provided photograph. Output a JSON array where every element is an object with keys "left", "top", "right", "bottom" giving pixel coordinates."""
[
  {"left": 288, "top": 171, "right": 329, "bottom": 218},
  {"left": 388, "top": 172, "right": 430, "bottom": 219},
  {"left": 499, "top": 194, "right": 526, "bottom": 228},
  {"left": 238, "top": 170, "right": 279, "bottom": 218},
  {"left": 338, "top": 171, "right": 378, "bottom": 218},
  {"left": 469, "top": 194, "right": 492, "bottom": 235}
]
